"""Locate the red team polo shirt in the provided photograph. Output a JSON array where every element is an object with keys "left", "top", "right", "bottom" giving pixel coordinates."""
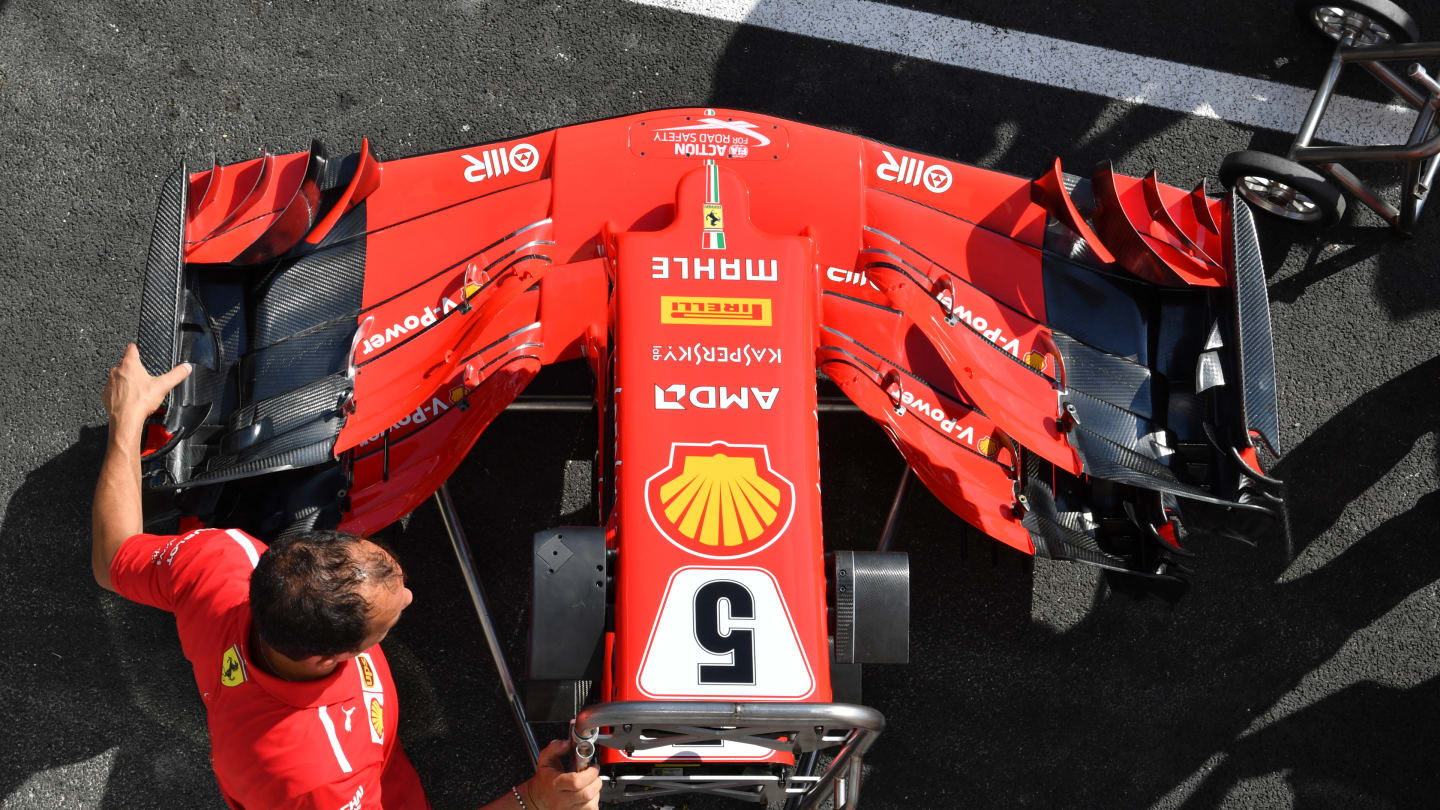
[{"left": 110, "top": 527, "right": 430, "bottom": 810}]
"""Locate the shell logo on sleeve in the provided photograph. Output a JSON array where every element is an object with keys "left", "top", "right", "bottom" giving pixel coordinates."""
[
  {"left": 645, "top": 442, "right": 795, "bottom": 559},
  {"left": 368, "top": 695, "right": 385, "bottom": 744}
]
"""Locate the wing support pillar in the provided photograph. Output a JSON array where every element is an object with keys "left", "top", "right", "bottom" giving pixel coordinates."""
[{"left": 434, "top": 482, "right": 541, "bottom": 768}]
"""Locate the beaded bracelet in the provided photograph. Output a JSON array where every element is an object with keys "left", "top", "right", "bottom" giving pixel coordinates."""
[{"left": 512, "top": 785, "right": 529, "bottom": 810}]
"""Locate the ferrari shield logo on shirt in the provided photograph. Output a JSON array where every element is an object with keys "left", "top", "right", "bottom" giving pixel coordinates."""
[
  {"left": 645, "top": 442, "right": 795, "bottom": 559},
  {"left": 367, "top": 695, "right": 385, "bottom": 744},
  {"left": 220, "top": 645, "right": 247, "bottom": 688},
  {"left": 661, "top": 296, "right": 772, "bottom": 327}
]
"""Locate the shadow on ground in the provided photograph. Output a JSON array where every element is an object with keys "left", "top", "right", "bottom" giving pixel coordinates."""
[
  {"left": 1267, "top": 201, "right": 1440, "bottom": 320},
  {"left": 673, "top": 16, "right": 1440, "bottom": 808},
  {"left": 0, "top": 426, "right": 219, "bottom": 808}
]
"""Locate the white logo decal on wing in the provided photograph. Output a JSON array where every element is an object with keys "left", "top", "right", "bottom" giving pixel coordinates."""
[
  {"left": 876, "top": 149, "right": 953, "bottom": 194},
  {"left": 653, "top": 384, "right": 779, "bottom": 412},
  {"left": 637, "top": 567, "right": 815, "bottom": 700},
  {"left": 826, "top": 266, "right": 879, "bottom": 290},
  {"left": 654, "top": 117, "right": 772, "bottom": 147},
  {"left": 463, "top": 142, "right": 541, "bottom": 183}
]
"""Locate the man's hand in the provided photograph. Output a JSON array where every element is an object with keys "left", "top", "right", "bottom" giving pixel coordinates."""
[
  {"left": 517, "top": 740, "right": 601, "bottom": 810},
  {"left": 103, "top": 343, "right": 191, "bottom": 437},
  {"left": 92, "top": 343, "right": 191, "bottom": 591}
]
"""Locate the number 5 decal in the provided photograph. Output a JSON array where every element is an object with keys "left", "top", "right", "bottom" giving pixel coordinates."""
[
  {"left": 637, "top": 566, "right": 815, "bottom": 700},
  {"left": 694, "top": 580, "right": 756, "bottom": 685}
]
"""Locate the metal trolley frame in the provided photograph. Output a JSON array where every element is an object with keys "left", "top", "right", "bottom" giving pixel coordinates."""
[
  {"left": 1224, "top": 3, "right": 1440, "bottom": 234},
  {"left": 431, "top": 460, "right": 900, "bottom": 810}
]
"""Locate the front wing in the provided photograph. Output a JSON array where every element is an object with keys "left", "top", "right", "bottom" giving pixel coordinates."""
[{"left": 133, "top": 108, "right": 1281, "bottom": 590}]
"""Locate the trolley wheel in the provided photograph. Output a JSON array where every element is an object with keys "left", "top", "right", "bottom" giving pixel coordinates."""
[
  {"left": 1295, "top": 0, "right": 1419, "bottom": 46},
  {"left": 1219, "top": 151, "right": 1347, "bottom": 226}
]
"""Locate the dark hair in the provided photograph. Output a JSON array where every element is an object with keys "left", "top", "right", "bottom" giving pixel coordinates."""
[{"left": 249, "top": 530, "right": 403, "bottom": 659}]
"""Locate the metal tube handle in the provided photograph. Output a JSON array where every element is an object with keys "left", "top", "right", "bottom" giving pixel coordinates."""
[
  {"left": 1409, "top": 63, "right": 1440, "bottom": 98},
  {"left": 570, "top": 720, "right": 598, "bottom": 771}
]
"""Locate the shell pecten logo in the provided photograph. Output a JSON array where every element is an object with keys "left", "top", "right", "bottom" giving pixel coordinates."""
[
  {"left": 368, "top": 697, "right": 384, "bottom": 741},
  {"left": 662, "top": 456, "right": 777, "bottom": 544},
  {"left": 645, "top": 441, "right": 796, "bottom": 559}
]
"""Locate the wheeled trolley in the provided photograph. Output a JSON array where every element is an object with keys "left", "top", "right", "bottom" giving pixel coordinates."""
[{"left": 1222, "top": 1, "right": 1440, "bottom": 234}]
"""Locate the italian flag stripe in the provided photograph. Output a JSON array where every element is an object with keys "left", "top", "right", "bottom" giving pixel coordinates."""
[{"left": 705, "top": 159, "right": 720, "bottom": 204}]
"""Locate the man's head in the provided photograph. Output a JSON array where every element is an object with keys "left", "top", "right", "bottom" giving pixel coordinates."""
[{"left": 249, "top": 530, "right": 413, "bottom": 670}]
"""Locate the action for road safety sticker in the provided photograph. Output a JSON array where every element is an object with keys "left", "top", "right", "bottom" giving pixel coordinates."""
[
  {"left": 645, "top": 441, "right": 795, "bottom": 560},
  {"left": 660, "top": 296, "right": 771, "bottom": 327},
  {"left": 220, "top": 645, "right": 247, "bottom": 688},
  {"left": 636, "top": 566, "right": 815, "bottom": 701},
  {"left": 629, "top": 113, "right": 791, "bottom": 161}
]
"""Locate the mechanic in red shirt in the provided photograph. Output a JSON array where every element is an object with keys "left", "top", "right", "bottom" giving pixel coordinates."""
[{"left": 92, "top": 344, "right": 601, "bottom": 810}]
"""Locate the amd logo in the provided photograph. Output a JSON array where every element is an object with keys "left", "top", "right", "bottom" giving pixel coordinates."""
[{"left": 654, "top": 384, "right": 779, "bottom": 411}]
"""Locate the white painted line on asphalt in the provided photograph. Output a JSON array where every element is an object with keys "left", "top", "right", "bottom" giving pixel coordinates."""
[
  {"left": 628, "top": 0, "right": 1417, "bottom": 145},
  {"left": 2, "top": 747, "right": 117, "bottom": 808}
]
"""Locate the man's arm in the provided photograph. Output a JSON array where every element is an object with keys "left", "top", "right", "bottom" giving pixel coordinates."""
[
  {"left": 478, "top": 740, "right": 600, "bottom": 810},
  {"left": 92, "top": 343, "right": 190, "bottom": 591}
]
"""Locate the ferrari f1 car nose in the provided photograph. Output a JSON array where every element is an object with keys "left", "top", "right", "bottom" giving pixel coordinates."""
[{"left": 132, "top": 107, "right": 1283, "bottom": 808}]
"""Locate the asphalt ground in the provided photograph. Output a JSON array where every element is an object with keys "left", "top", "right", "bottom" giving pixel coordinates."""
[{"left": 0, "top": 1, "right": 1437, "bottom": 808}]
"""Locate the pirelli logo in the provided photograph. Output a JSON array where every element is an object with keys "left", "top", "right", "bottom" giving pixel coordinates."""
[{"left": 661, "top": 296, "right": 771, "bottom": 327}]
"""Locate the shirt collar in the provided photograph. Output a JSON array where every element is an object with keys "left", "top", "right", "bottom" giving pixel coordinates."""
[{"left": 240, "top": 624, "right": 362, "bottom": 708}]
